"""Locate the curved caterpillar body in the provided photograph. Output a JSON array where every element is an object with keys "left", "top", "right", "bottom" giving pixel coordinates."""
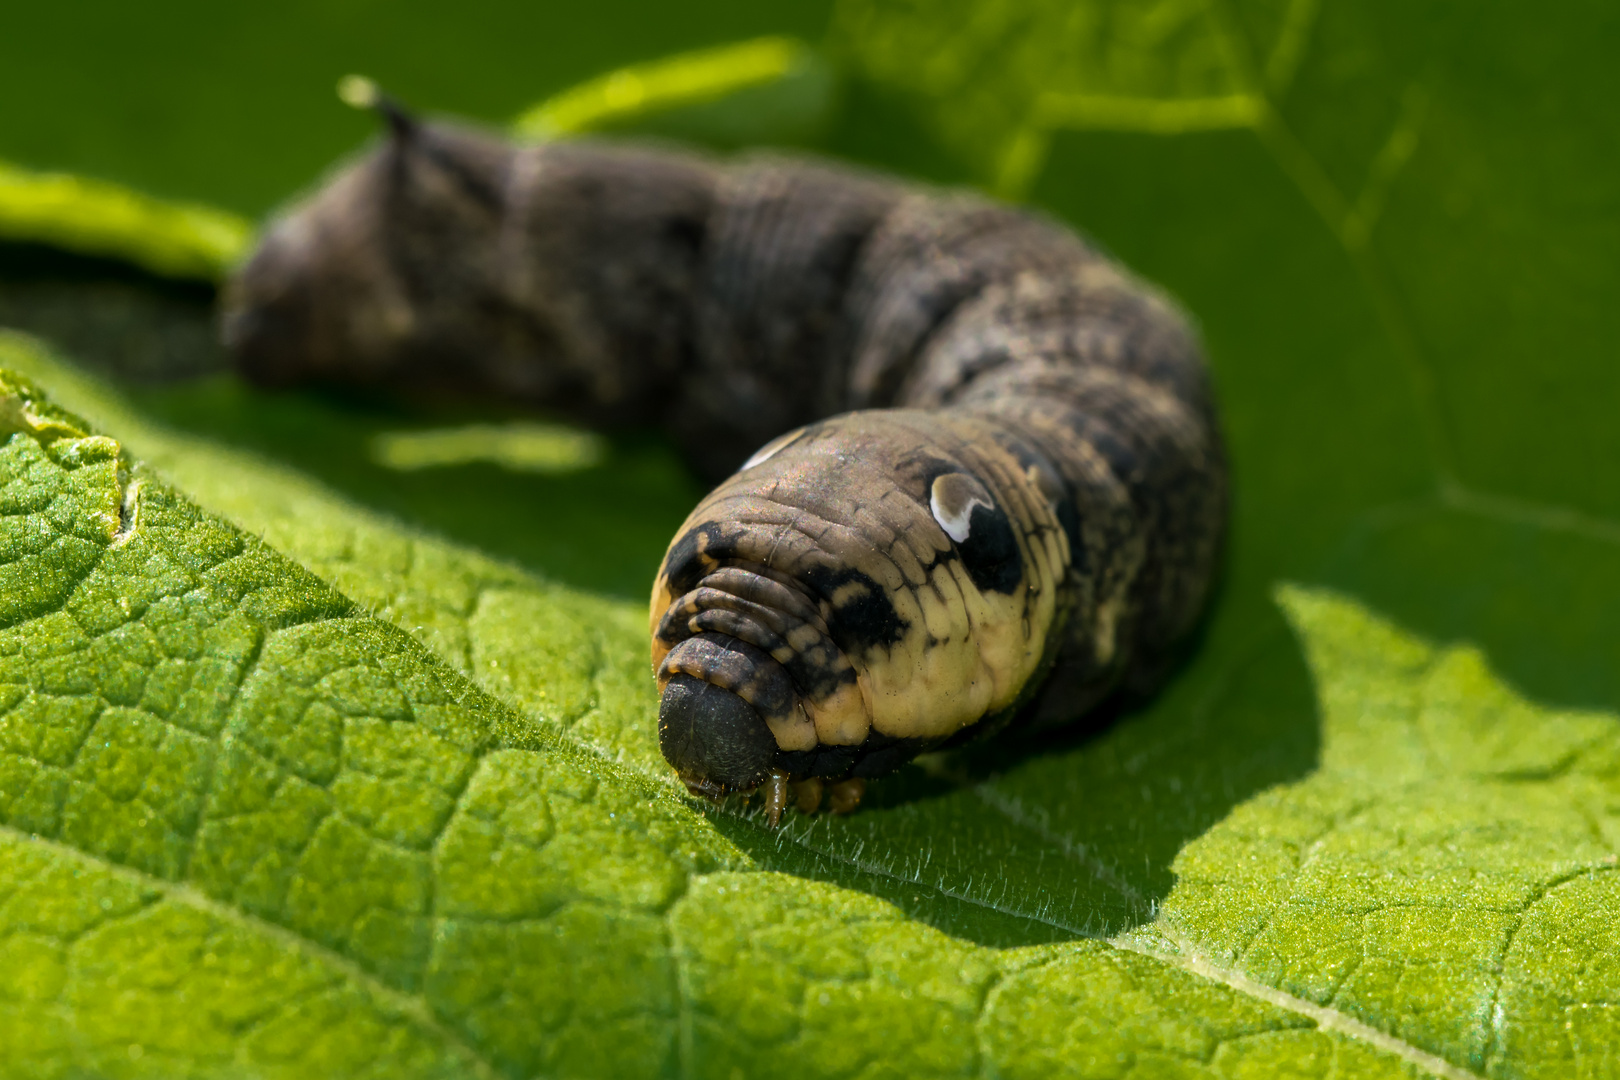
[{"left": 224, "top": 109, "right": 1227, "bottom": 819}]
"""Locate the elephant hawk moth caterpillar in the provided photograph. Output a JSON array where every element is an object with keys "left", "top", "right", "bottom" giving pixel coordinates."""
[{"left": 223, "top": 99, "right": 1227, "bottom": 825}]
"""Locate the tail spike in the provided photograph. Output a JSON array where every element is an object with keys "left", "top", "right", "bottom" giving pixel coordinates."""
[{"left": 337, "top": 74, "right": 418, "bottom": 139}]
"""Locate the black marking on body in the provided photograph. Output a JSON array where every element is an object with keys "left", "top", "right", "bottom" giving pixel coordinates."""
[
  {"left": 1052, "top": 498, "right": 1084, "bottom": 573},
  {"left": 661, "top": 520, "right": 739, "bottom": 595},
  {"left": 894, "top": 449, "right": 1025, "bottom": 594},
  {"left": 955, "top": 500, "right": 1022, "bottom": 594},
  {"left": 802, "top": 564, "right": 909, "bottom": 653},
  {"left": 783, "top": 652, "right": 860, "bottom": 703}
]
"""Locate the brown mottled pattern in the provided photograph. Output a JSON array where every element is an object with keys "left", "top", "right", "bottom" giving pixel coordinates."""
[{"left": 222, "top": 115, "right": 1226, "bottom": 797}]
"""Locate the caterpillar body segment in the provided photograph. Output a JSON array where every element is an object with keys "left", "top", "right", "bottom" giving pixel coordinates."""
[{"left": 223, "top": 112, "right": 1227, "bottom": 816}]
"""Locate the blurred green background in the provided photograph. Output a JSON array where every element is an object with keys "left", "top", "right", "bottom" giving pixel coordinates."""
[{"left": 0, "top": 1, "right": 834, "bottom": 213}]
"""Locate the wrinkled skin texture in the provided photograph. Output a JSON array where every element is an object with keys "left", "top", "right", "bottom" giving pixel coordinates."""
[{"left": 223, "top": 114, "right": 1226, "bottom": 803}]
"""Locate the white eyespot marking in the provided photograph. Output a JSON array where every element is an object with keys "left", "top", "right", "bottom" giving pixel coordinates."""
[
  {"left": 930, "top": 472, "right": 995, "bottom": 544},
  {"left": 741, "top": 428, "right": 803, "bottom": 472}
]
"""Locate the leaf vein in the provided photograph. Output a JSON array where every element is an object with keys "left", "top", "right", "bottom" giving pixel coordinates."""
[
  {"left": 1115, "top": 928, "right": 1484, "bottom": 1080},
  {"left": 1480, "top": 864, "right": 1620, "bottom": 1071},
  {"left": 0, "top": 821, "right": 502, "bottom": 1080}
]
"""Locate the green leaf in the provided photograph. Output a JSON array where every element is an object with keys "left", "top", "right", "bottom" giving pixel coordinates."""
[
  {"left": 0, "top": 36, "right": 828, "bottom": 284},
  {"left": 0, "top": 161, "right": 253, "bottom": 282},
  {"left": 2, "top": 351, "right": 1466, "bottom": 1074},
  {"left": 0, "top": 2, "right": 838, "bottom": 217},
  {"left": 820, "top": 0, "right": 1620, "bottom": 957},
  {"left": 2, "top": 0, "right": 1617, "bottom": 1074},
  {"left": 0, "top": 356, "right": 750, "bottom": 1077},
  {"left": 511, "top": 36, "right": 837, "bottom": 148},
  {"left": 0, "top": 337, "right": 676, "bottom": 782},
  {"left": 1151, "top": 584, "right": 1620, "bottom": 1076}
]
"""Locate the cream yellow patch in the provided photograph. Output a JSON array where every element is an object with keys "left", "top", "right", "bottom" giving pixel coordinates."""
[
  {"left": 766, "top": 701, "right": 819, "bottom": 752},
  {"left": 845, "top": 432, "right": 1070, "bottom": 741},
  {"left": 946, "top": 558, "right": 1041, "bottom": 712},
  {"left": 914, "top": 572, "right": 970, "bottom": 650},
  {"left": 648, "top": 572, "right": 676, "bottom": 671},
  {"left": 1092, "top": 593, "right": 1124, "bottom": 666},
  {"left": 804, "top": 678, "right": 871, "bottom": 745},
  {"left": 784, "top": 623, "right": 825, "bottom": 654}
]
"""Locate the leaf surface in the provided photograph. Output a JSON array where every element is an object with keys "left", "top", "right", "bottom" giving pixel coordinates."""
[{"left": 0, "top": 353, "right": 1453, "bottom": 1077}]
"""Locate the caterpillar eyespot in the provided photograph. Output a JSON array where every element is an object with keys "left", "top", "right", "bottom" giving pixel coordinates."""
[
  {"left": 739, "top": 428, "right": 800, "bottom": 471},
  {"left": 929, "top": 472, "right": 995, "bottom": 544},
  {"left": 222, "top": 101, "right": 1227, "bottom": 826}
]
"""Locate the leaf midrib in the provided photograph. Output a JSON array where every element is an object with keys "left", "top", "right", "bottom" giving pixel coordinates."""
[{"left": 1116, "top": 927, "right": 1480, "bottom": 1080}]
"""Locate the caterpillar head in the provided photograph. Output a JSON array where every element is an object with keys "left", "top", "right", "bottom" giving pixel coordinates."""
[
  {"left": 221, "top": 95, "right": 519, "bottom": 394},
  {"left": 650, "top": 409, "right": 1071, "bottom": 798}
]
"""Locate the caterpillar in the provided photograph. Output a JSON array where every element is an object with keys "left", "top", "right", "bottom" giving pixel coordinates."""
[{"left": 222, "top": 100, "right": 1227, "bottom": 825}]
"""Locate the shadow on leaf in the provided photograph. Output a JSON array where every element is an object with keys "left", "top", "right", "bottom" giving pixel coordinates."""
[{"left": 710, "top": 601, "right": 1319, "bottom": 949}]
